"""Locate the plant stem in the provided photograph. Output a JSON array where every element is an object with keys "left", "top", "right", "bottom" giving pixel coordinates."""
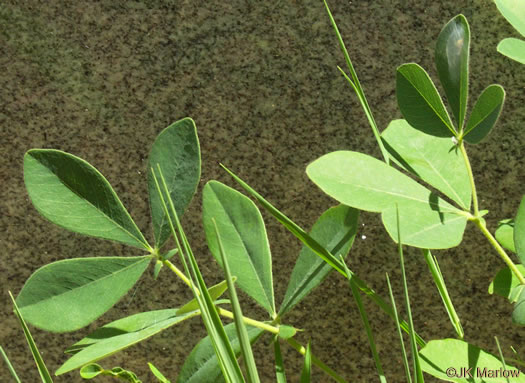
[
  {"left": 475, "top": 219, "right": 525, "bottom": 285},
  {"left": 459, "top": 142, "right": 479, "bottom": 217},
  {"left": 163, "top": 259, "right": 191, "bottom": 287},
  {"left": 163, "top": 259, "right": 347, "bottom": 382},
  {"left": 286, "top": 338, "right": 348, "bottom": 383},
  {"left": 217, "top": 308, "right": 278, "bottom": 334}
]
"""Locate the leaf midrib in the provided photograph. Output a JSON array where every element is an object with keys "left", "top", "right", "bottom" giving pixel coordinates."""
[
  {"left": 21, "top": 258, "right": 148, "bottom": 310},
  {"left": 211, "top": 186, "right": 275, "bottom": 313},
  {"left": 32, "top": 154, "right": 147, "bottom": 249}
]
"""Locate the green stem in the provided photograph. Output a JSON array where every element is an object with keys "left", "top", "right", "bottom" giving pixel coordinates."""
[
  {"left": 475, "top": 219, "right": 525, "bottom": 285},
  {"left": 217, "top": 308, "right": 278, "bottom": 335},
  {"left": 164, "top": 260, "right": 347, "bottom": 381},
  {"left": 459, "top": 142, "right": 479, "bottom": 217},
  {"left": 286, "top": 338, "right": 348, "bottom": 383}
]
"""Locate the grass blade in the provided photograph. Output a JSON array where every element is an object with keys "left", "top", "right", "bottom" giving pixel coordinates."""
[
  {"left": 494, "top": 337, "right": 510, "bottom": 383},
  {"left": 395, "top": 209, "right": 424, "bottom": 383},
  {"left": 385, "top": 273, "right": 412, "bottom": 383},
  {"left": 300, "top": 343, "right": 312, "bottom": 383},
  {"left": 423, "top": 249, "right": 463, "bottom": 338},
  {"left": 8, "top": 291, "right": 53, "bottom": 383},
  {"left": 273, "top": 337, "right": 287, "bottom": 383},
  {"left": 340, "top": 256, "right": 386, "bottom": 383},
  {"left": 213, "top": 218, "right": 260, "bottom": 383},
  {"left": 0, "top": 346, "right": 21, "bottom": 383},
  {"left": 152, "top": 166, "right": 245, "bottom": 382},
  {"left": 323, "top": 0, "right": 389, "bottom": 163},
  {"left": 222, "top": 164, "right": 426, "bottom": 347}
]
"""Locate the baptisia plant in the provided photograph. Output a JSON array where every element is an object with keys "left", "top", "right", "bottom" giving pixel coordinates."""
[{"left": 3, "top": 1, "right": 525, "bottom": 382}]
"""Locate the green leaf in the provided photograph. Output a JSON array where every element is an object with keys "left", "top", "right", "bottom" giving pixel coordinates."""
[
  {"left": 419, "top": 338, "right": 525, "bottom": 382},
  {"left": 148, "top": 363, "right": 171, "bottom": 383},
  {"left": 435, "top": 15, "right": 470, "bottom": 129},
  {"left": 497, "top": 38, "right": 525, "bottom": 65},
  {"left": 79, "top": 363, "right": 104, "bottom": 379},
  {"left": 488, "top": 265, "right": 525, "bottom": 302},
  {"left": 513, "top": 287, "right": 525, "bottom": 325},
  {"left": 382, "top": 119, "right": 471, "bottom": 210},
  {"left": 279, "top": 205, "right": 358, "bottom": 316},
  {"left": 514, "top": 196, "right": 525, "bottom": 264},
  {"left": 396, "top": 63, "right": 455, "bottom": 137},
  {"left": 495, "top": 219, "right": 516, "bottom": 253},
  {"left": 24, "top": 150, "right": 149, "bottom": 250},
  {"left": 148, "top": 118, "right": 201, "bottom": 248},
  {"left": 463, "top": 85, "right": 505, "bottom": 144},
  {"left": 495, "top": 0, "right": 525, "bottom": 37},
  {"left": 16, "top": 256, "right": 150, "bottom": 332},
  {"left": 178, "top": 279, "right": 232, "bottom": 315},
  {"left": 203, "top": 181, "right": 275, "bottom": 315},
  {"left": 66, "top": 308, "right": 180, "bottom": 353},
  {"left": 177, "top": 323, "right": 264, "bottom": 383},
  {"left": 277, "top": 325, "right": 297, "bottom": 340},
  {"left": 9, "top": 292, "right": 53, "bottom": 383},
  {"left": 57, "top": 308, "right": 199, "bottom": 374},
  {"left": 222, "top": 164, "right": 426, "bottom": 347},
  {"left": 300, "top": 343, "right": 311, "bottom": 383},
  {"left": 306, "top": 151, "right": 467, "bottom": 249},
  {"left": 80, "top": 364, "right": 141, "bottom": 382},
  {"left": 148, "top": 363, "right": 170, "bottom": 383}
]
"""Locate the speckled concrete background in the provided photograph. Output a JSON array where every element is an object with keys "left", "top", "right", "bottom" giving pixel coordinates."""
[{"left": 2, "top": 0, "right": 525, "bottom": 382}]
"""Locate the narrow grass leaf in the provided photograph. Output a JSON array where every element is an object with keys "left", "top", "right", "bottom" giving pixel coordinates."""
[
  {"left": 341, "top": 256, "right": 386, "bottom": 383},
  {"left": 435, "top": 15, "right": 470, "bottom": 129},
  {"left": 9, "top": 291, "right": 53, "bottom": 383},
  {"left": 213, "top": 219, "right": 260, "bottom": 383},
  {"left": 1, "top": 346, "right": 21, "bottom": 383},
  {"left": 396, "top": 63, "right": 455, "bottom": 137},
  {"left": 494, "top": 337, "right": 509, "bottom": 383},
  {"left": 300, "top": 343, "right": 311, "bottom": 383},
  {"left": 386, "top": 273, "right": 412, "bottom": 383},
  {"left": 307, "top": 151, "right": 467, "bottom": 249},
  {"left": 273, "top": 338, "right": 287, "bottom": 383},
  {"left": 155, "top": 166, "right": 245, "bottom": 382},
  {"left": 177, "top": 323, "right": 264, "bottom": 383},
  {"left": 395, "top": 209, "right": 424, "bottom": 383},
  {"left": 496, "top": 219, "right": 516, "bottom": 253},
  {"left": 489, "top": 265, "right": 525, "bottom": 302},
  {"left": 24, "top": 150, "right": 149, "bottom": 249},
  {"left": 419, "top": 339, "right": 525, "bottom": 382},
  {"left": 464, "top": 85, "right": 505, "bottom": 144},
  {"left": 148, "top": 362, "right": 171, "bottom": 383},
  {"left": 16, "top": 256, "right": 150, "bottom": 332},
  {"left": 280, "top": 205, "right": 358, "bottom": 316},
  {"left": 423, "top": 249, "right": 464, "bottom": 338},
  {"left": 203, "top": 181, "right": 275, "bottom": 316},
  {"left": 323, "top": 0, "right": 389, "bottom": 163},
  {"left": 382, "top": 119, "right": 471, "bottom": 210},
  {"left": 497, "top": 38, "right": 525, "bottom": 64},
  {"left": 222, "top": 165, "right": 426, "bottom": 347},
  {"left": 514, "top": 196, "right": 525, "bottom": 264},
  {"left": 148, "top": 118, "right": 201, "bottom": 248},
  {"left": 57, "top": 309, "right": 199, "bottom": 374}
]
